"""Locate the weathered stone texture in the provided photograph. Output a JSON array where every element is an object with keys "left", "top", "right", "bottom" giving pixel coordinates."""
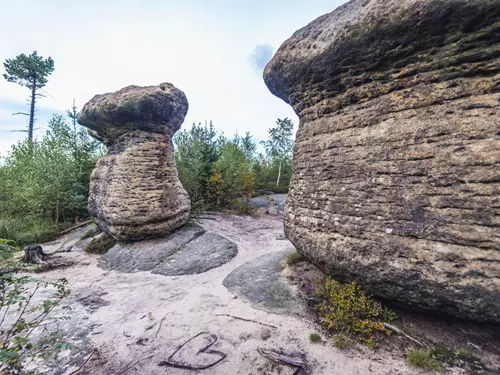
[
  {"left": 78, "top": 83, "right": 190, "bottom": 240},
  {"left": 264, "top": 0, "right": 500, "bottom": 322}
]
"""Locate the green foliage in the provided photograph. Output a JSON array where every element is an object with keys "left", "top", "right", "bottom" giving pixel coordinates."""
[
  {"left": 260, "top": 118, "right": 294, "bottom": 187},
  {"left": 410, "top": 345, "right": 480, "bottom": 371},
  {"left": 309, "top": 333, "right": 321, "bottom": 343},
  {"left": 407, "top": 349, "right": 444, "bottom": 372},
  {"left": 84, "top": 233, "right": 116, "bottom": 255},
  {"left": 175, "top": 122, "right": 220, "bottom": 206},
  {"left": 285, "top": 251, "right": 301, "bottom": 266},
  {"left": 174, "top": 119, "right": 294, "bottom": 212},
  {"left": 3, "top": 51, "right": 55, "bottom": 141},
  {"left": 334, "top": 333, "right": 350, "bottom": 349},
  {"left": 0, "top": 217, "right": 57, "bottom": 248},
  {"left": 0, "top": 268, "right": 71, "bottom": 374},
  {"left": 0, "top": 112, "right": 103, "bottom": 248},
  {"left": 3, "top": 51, "right": 54, "bottom": 89},
  {"left": 316, "top": 278, "right": 397, "bottom": 349},
  {"left": 0, "top": 239, "right": 18, "bottom": 261}
]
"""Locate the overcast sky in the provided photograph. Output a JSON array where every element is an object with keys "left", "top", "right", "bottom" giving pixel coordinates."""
[{"left": 0, "top": 0, "right": 344, "bottom": 155}]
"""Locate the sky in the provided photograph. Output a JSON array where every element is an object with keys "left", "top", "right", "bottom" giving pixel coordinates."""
[{"left": 0, "top": 0, "right": 345, "bottom": 155}]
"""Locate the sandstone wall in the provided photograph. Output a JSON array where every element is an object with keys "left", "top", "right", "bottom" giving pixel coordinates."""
[{"left": 264, "top": 0, "right": 500, "bottom": 322}]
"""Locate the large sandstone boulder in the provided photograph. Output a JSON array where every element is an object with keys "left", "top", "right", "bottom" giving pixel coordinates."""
[
  {"left": 264, "top": 0, "right": 500, "bottom": 322},
  {"left": 78, "top": 83, "right": 191, "bottom": 240}
]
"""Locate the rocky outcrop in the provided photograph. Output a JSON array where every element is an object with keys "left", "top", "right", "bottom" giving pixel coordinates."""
[
  {"left": 264, "top": 0, "right": 500, "bottom": 322},
  {"left": 100, "top": 224, "right": 238, "bottom": 275},
  {"left": 78, "top": 83, "right": 191, "bottom": 240}
]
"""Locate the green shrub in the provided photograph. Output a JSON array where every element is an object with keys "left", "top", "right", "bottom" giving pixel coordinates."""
[
  {"left": 309, "top": 333, "right": 321, "bottom": 343},
  {"left": 0, "top": 216, "right": 57, "bottom": 246},
  {"left": 334, "top": 333, "right": 350, "bottom": 349},
  {"left": 0, "top": 239, "right": 19, "bottom": 261},
  {"left": 285, "top": 251, "right": 302, "bottom": 266},
  {"left": 407, "top": 349, "right": 444, "bottom": 372},
  {"left": 316, "top": 278, "right": 397, "bottom": 349},
  {"left": 0, "top": 267, "right": 72, "bottom": 374}
]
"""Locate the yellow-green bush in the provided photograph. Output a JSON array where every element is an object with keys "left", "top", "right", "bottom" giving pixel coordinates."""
[{"left": 316, "top": 278, "right": 397, "bottom": 349}]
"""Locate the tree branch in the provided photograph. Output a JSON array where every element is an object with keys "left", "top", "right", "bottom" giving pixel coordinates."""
[{"left": 12, "top": 112, "right": 30, "bottom": 116}]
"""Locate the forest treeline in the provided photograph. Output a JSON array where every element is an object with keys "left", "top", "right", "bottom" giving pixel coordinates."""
[
  {"left": 0, "top": 113, "right": 294, "bottom": 248},
  {"left": 0, "top": 50, "right": 294, "bottom": 250}
]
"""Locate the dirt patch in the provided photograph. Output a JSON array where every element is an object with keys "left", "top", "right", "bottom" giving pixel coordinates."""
[{"left": 29, "top": 213, "right": 469, "bottom": 375}]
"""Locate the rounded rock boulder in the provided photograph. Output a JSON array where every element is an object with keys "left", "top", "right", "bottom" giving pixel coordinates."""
[{"left": 264, "top": 0, "right": 500, "bottom": 323}]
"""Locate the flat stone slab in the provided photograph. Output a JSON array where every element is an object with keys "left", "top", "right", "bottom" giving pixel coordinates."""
[
  {"left": 223, "top": 251, "right": 304, "bottom": 315},
  {"left": 153, "top": 232, "right": 237, "bottom": 276},
  {"left": 99, "top": 224, "right": 237, "bottom": 275}
]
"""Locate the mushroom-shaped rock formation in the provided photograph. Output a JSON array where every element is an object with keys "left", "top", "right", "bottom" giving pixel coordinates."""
[
  {"left": 264, "top": 0, "right": 500, "bottom": 322},
  {"left": 78, "top": 83, "right": 191, "bottom": 241}
]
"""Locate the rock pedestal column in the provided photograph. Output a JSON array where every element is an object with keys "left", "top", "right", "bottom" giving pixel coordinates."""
[{"left": 78, "top": 83, "right": 191, "bottom": 241}]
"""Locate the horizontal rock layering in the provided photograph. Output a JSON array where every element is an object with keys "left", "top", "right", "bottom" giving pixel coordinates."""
[
  {"left": 264, "top": 0, "right": 500, "bottom": 322},
  {"left": 78, "top": 83, "right": 191, "bottom": 240}
]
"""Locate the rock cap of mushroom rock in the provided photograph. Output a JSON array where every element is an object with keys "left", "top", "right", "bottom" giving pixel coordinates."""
[
  {"left": 264, "top": 0, "right": 500, "bottom": 116},
  {"left": 78, "top": 82, "right": 188, "bottom": 142}
]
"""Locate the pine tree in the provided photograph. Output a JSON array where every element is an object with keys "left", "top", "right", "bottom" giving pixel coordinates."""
[{"left": 3, "top": 51, "right": 55, "bottom": 141}]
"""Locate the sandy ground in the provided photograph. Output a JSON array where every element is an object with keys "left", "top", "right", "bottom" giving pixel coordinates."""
[{"left": 33, "top": 214, "right": 433, "bottom": 375}]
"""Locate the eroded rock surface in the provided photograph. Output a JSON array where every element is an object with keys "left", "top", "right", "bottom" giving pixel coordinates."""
[
  {"left": 78, "top": 83, "right": 191, "bottom": 240},
  {"left": 100, "top": 224, "right": 237, "bottom": 275},
  {"left": 153, "top": 232, "right": 237, "bottom": 276},
  {"left": 223, "top": 251, "right": 305, "bottom": 315},
  {"left": 264, "top": 0, "right": 500, "bottom": 322}
]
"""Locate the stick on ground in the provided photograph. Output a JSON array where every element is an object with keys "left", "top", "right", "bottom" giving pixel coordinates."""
[{"left": 215, "top": 313, "right": 277, "bottom": 329}]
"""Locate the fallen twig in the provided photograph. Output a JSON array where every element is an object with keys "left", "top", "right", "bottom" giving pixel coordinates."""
[
  {"left": 67, "top": 348, "right": 96, "bottom": 375},
  {"left": 215, "top": 313, "right": 277, "bottom": 329},
  {"left": 257, "top": 348, "right": 305, "bottom": 375},
  {"left": 155, "top": 315, "right": 167, "bottom": 338},
  {"left": 118, "top": 354, "right": 154, "bottom": 374},
  {"left": 384, "top": 323, "right": 428, "bottom": 348},
  {"left": 60, "top": 220, "right": 93, "bottom": 235}
]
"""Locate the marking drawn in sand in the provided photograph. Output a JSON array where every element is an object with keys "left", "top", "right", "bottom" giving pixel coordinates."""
[{"left": 158, "top": 332, "right": 226, "bottom": 370}]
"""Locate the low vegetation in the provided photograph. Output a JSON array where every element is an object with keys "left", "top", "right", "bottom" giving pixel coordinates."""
[
  {"left": 407, "top": 345, "right": 481, "bottom": 372},
  {"left": 407, "top": 349, "right": 444, "bottom": 372},
  {"left": 309, "top": 333, "right": 321, "bottom": 343},
  {"left": 315, "top": 278, "right": 397, "bottom": 349},
  {"left": 333, "top": 333, "right": 350, "bottom": 349},
  {"left": 0, "top": 266, "right": 72, "bottom": 374},
  {"left": 84, "top": 233, "right": 116, "bottom": 255},
  {"left": 285, "top": 251, "right": 301, "bottom": 266}
]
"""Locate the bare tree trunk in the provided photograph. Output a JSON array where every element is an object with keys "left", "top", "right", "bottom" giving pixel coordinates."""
[
  {"left": 28, "top": 78, "right": 36, "bottom": 142},
  {"left": 276, "top": 160, "right": 282, "bottom": 186}
]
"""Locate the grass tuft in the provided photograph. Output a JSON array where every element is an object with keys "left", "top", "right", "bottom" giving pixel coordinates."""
[
  {"left": 285, "top": 251, "right": 302, "bottom": 266},
  {"left": 309, "top": 333, "right": 321, "bottom": 343},
  {"left": 334, "top": 333, "right": 350, "bottom": 349},
  {"left": 0, "top": 216, "right": 57, "bottom": 246},
  {"left": 407, "top": 349, "right": 443, "bottom": 372}
]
